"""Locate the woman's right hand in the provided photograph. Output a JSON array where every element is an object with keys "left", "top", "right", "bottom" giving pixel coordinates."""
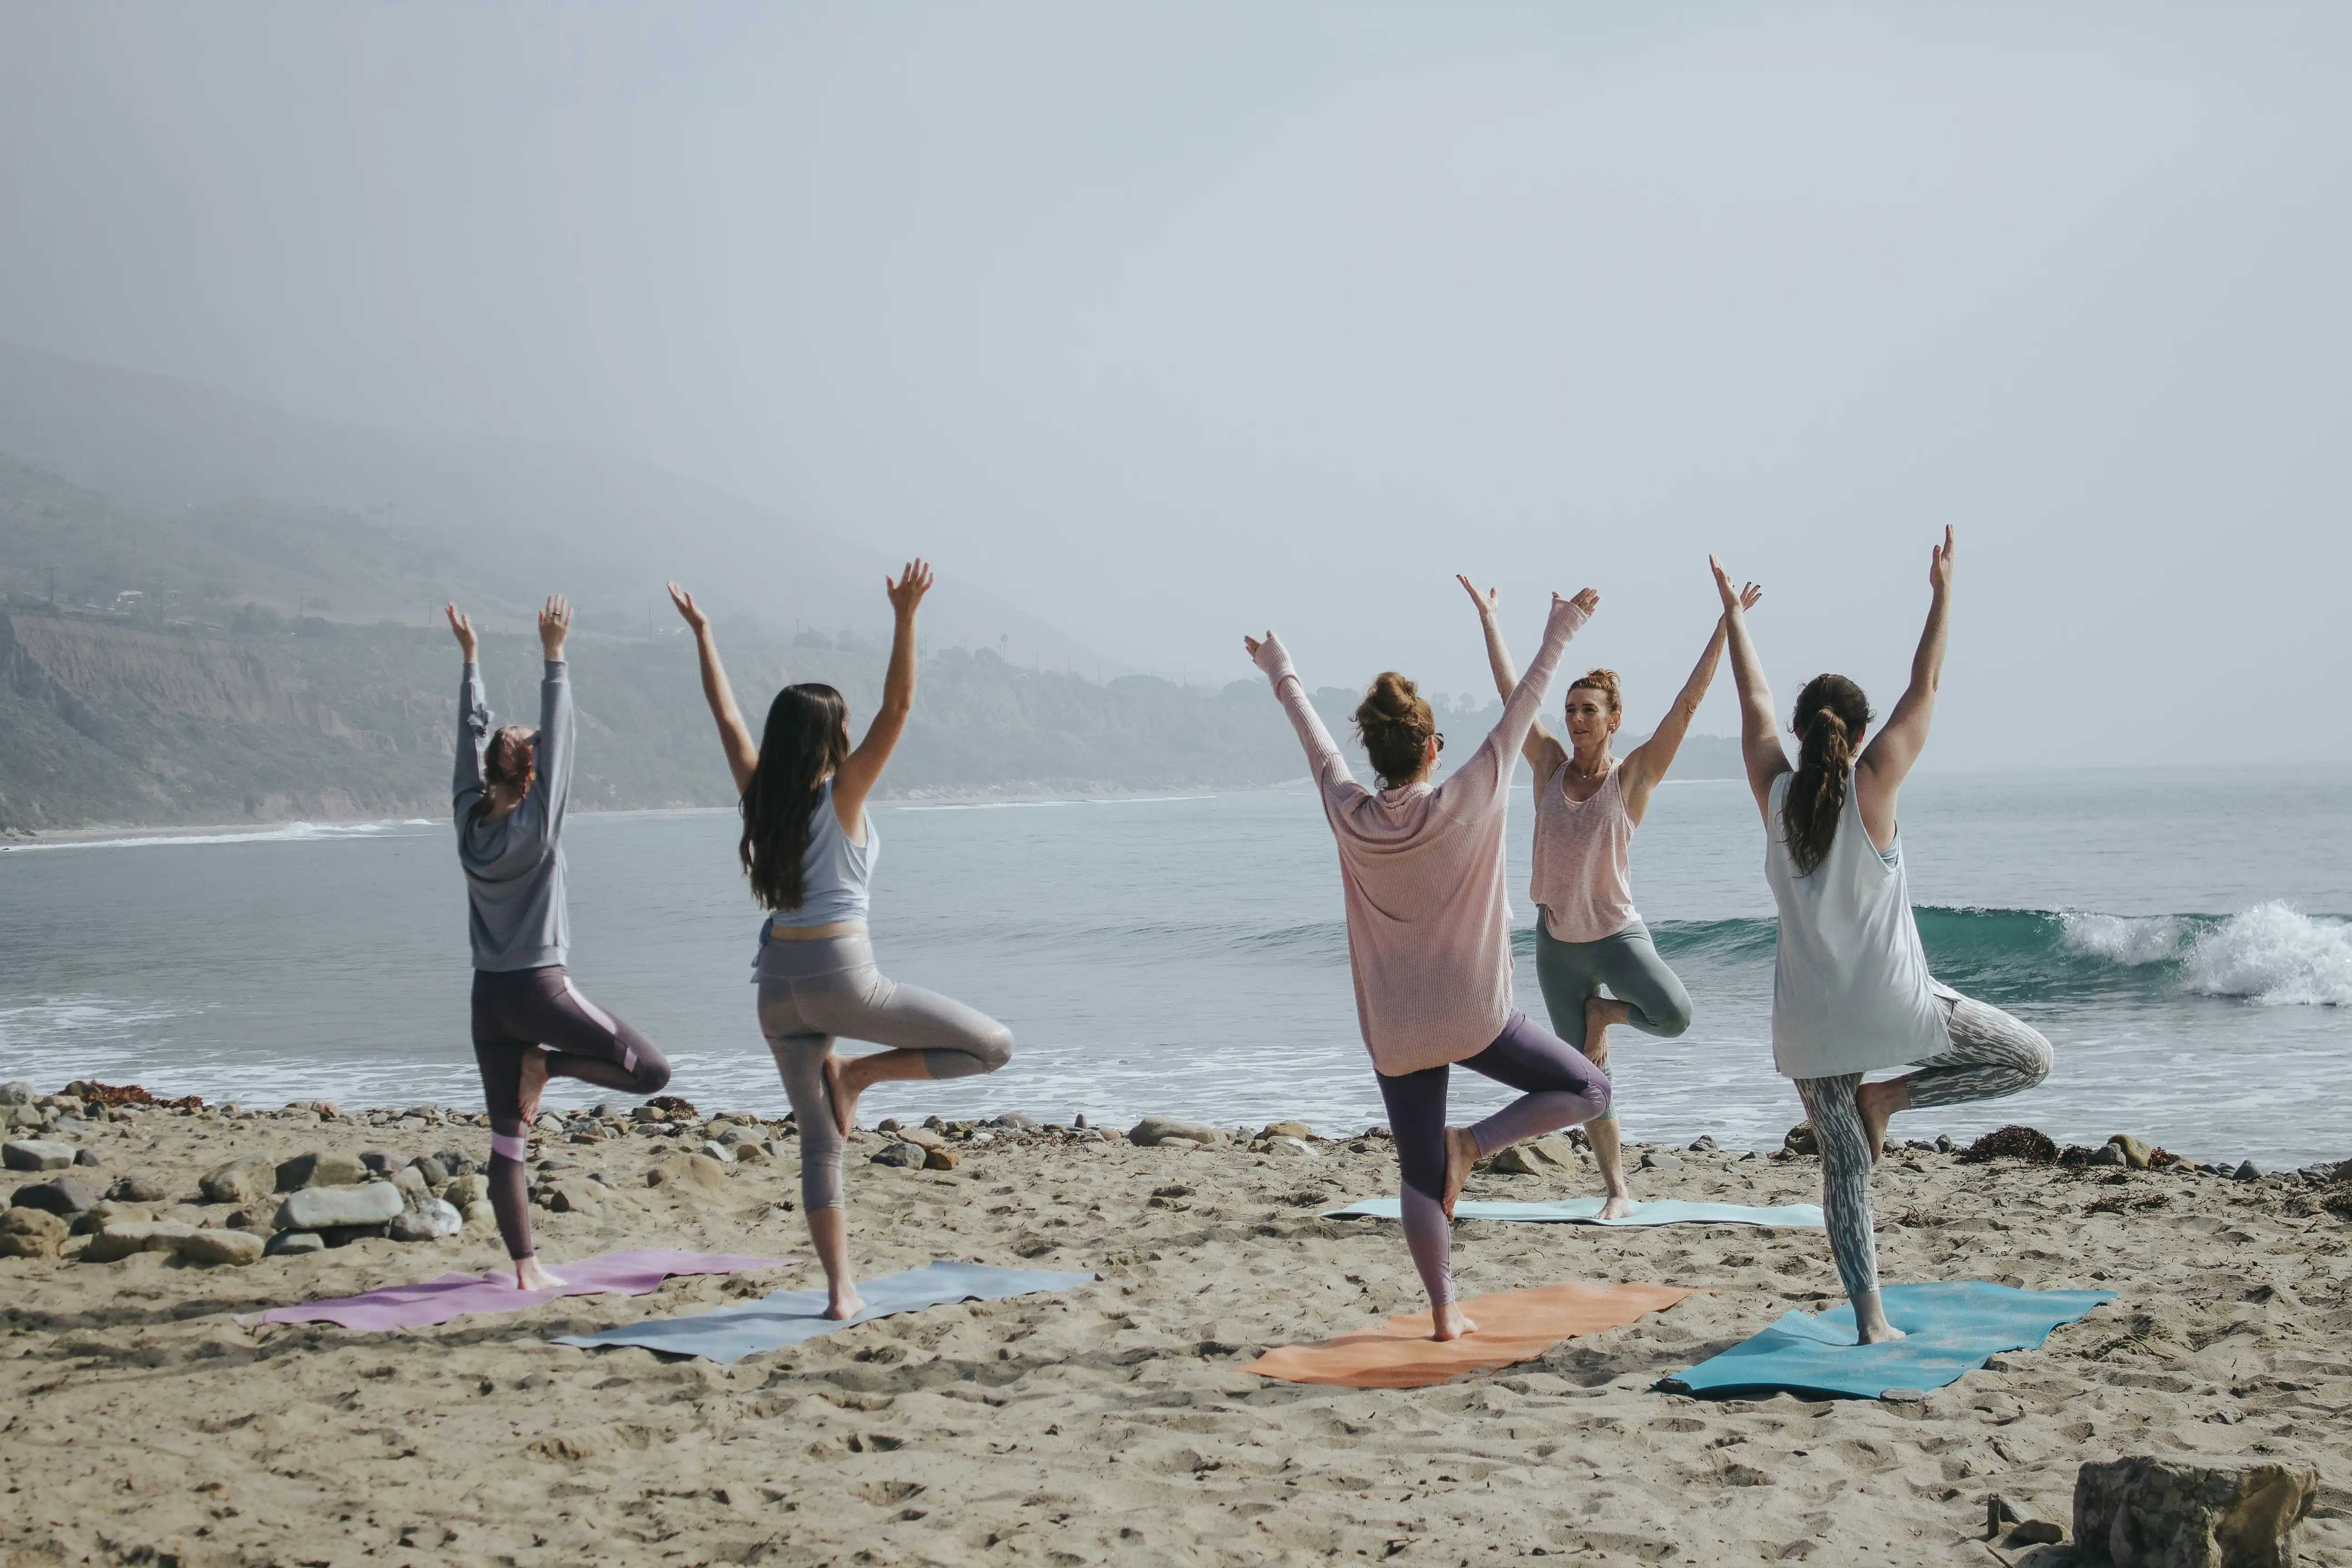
[
  {"left": 1455, "top": 574, "right": 1499, "bottom": 621},
  {"left": 885, "top": 559, "right": 935, "bottom": 619},
  {"left": 1709, "top": 556, "right": 1760, "bottom": 615},
  {"left": 445, "top": 603, "right": 477, "bottom": 661},
  {"left": 666, "top": 581, "right": 708, "bottom": 634}
]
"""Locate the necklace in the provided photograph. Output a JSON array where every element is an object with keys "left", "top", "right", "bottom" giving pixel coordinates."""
[{"left": 1567, "top": 752, "right": 1612, "bottom": 782}]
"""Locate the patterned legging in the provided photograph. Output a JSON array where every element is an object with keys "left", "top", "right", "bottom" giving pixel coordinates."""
[{"left": 1794, "top": 986, "right": 2053, "bottom": 1300}]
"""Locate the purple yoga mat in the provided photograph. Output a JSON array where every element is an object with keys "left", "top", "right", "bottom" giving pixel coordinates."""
[{"left": 237, "top": 1249, "right": 790, "bottom": 1330}]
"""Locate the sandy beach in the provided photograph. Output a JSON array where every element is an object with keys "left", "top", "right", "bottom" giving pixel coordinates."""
[{"left": 2, "top": 1093, "right": 2345, "bottom": 1568}]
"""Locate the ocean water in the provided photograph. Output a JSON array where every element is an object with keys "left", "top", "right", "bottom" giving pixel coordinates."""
[{"left": 3, "top": 767, "right": 2347, "bottom": 1167}]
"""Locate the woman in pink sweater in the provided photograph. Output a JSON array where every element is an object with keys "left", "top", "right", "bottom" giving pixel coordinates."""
[{"left": 1246, "top": 588, "right": 1611, "bottom": 1341}]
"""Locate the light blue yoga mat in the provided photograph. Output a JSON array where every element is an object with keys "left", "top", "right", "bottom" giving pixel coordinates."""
[
  {"left": 1326, "top": 1196, "right": 1826, "bottom": 1228},
  {"left": 1660, "top": 1281, "right": 2115, "bottom": 1400},
  {"left": 552, "top": 1260, "right": 1098, "bottom": 1365}
]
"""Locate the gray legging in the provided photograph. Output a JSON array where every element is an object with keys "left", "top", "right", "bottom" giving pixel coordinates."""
[
  {"left": 1794, "top": 986, "right": 2053, "bottom": 1299},
  {"left": 757, "top": 934, "right": 1013, "bottom": 1211},
  {"left": 1533, "top": 919, "right": 1695, "bottom": 1122}
]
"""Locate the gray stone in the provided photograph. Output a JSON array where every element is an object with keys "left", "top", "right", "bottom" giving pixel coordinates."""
[
  {"left": 274, "top": 1181, "right": 404, "bottom": 1232},
  {"left": 388, "top": 1199, "right": 462, "bottom": 1241},
  {"left": 318, "top": 1222, "right": 392, "bottom": 1246},
  {"left": 1935, "top": 1132, "right": 1955, "bottom": 1152},
  {"left": 82, "top": 1220, "right": 197, "bottom": 1263},
  {"left": 12, "top": 1176, "right": 101, "bottom": 1216},
  {"left": 2233, "top": 1161, "right": 2262, "bottom": 1182},
  {"left": 412, "top": 1155, "right": 448, "bottom": 1187},
  {"left": 1783, "top": 1123, "right": 1819, "bottom": 1157},
  {"left": 391, "top": 1166, "right": 432, "bottom": 1206},
  {"left": 200, "top": 1153, "right": 275, "bottom": 1205},
  {"left": 1128, "top": 1117, "right": 1226, "bottom": 1149},
  {"left": 1641, "top": 1151, "right": 1686, "bottom": 1171},
  {"left": 992, "top": 1112, "right": 1041, "bottom": 1132},
  {"left": 433, "top": 1147, "right": 475, "bottom": 1178},
  {"left": 443, "top": 1172, "right": 490, "bottom": 1208},
  {"left": 461, "top": 1200, "right": 497, "bottom": 1231},
  {"left": 1264, "top": 1137, "right": 1315, "bottom": 1158},
  {"left": 1688, "top": 1135, "right": 1718, "bottom": 1152},
  {"left": 897, "top": 1126, "right": 946, "bottom": 1151},
  {"left": 2110, "top": 1133, "right": 2156, "bottom": 1170},
  {"left": 358, "top": 1148, "right": 411, "bottom": 1174},
  {"left": 266, "top": 1230, "right": 325, "bottom": 1257},
  {"left": 2091, "top": 1144, "right": 2129, "bottom": 1167},
  {"left": 107, "top": 1174, "right": 170, "bottom": 1204},
  {"left": 0, "top": 1081, "right": 32, "bottom": 1106},
  {"left": 729, "top": 1141, "right": 770, "bottom": 1165},
  {"left": 2075, "top": 1455, "right": 2317, "bottom": 1568},
  {"left": 3, "top": 1139, "right": 77, "bottom": 1172},
  {"left": 1490, "top": 1144, "right": 1550, "bottom": 1176},
  {"left": 274, "top": 1151, "right": 369, "bottom": 1191},
  {"left": 181, "top": 1228, "right": 266, "bottom": 1266},
  {"left": 73, "top": 1147, "right": 101, "bottom": 1167},
  {"left": 2006, "top": 1519, "right": 2065, "bottom": 1547},
  {"left": 699, "top": 1140, "right": 734, "bottom": 1164},
  {"left": 871, "top": 1141, "right": 926, "bottom": 1168}
]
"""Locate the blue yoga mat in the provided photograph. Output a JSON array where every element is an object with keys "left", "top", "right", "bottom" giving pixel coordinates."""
[
  {"left": 1326, "top": 1196, "right": 1826, "bottom": 1228},
  {"left": 552, "top": 1260, "right": 1098, "bottom": 1365},
  {"left": 1661, "top": 1281, "right": 2115, "bottom": 1400}
]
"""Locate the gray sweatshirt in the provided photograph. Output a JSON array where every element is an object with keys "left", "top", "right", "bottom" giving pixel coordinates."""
[{"left": 453, "top": 659, "right": 573, "bottom": 971}]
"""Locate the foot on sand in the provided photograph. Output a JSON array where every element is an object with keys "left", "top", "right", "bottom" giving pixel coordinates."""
[
  {"left": 1855, "top": 1078, "right": 1909, "bottom": 1166},
  {"left": 514, "top": 1255, "right": 567, "bottom": 1292},
  {"left": 1431, "top": 1301, "right": 1478, "bottom": 1341},
  {"left": 1597, "top": 1194, "right": 1638, "bottom": 1220},
  {"left": 515, "top": 1047, "right": 552, "bottom": 1128},
  {"left": 822, "top": 1054, "right": 860, "bottom": 1139},
  {"left": 1441, "top": 1127, "right": 1480, "bottom": 1220}
]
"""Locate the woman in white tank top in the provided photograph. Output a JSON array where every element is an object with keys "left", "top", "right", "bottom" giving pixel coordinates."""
[
  {"left": 1460, "top": 575, "right": 1756, "bottom": 1218},
  {"left": 1714, "top": 530, "right": 2052, "bottom": 1345}
]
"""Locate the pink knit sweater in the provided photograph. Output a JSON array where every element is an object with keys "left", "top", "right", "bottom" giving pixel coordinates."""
[{"left": 1255, "top": 596, "right": 1588, "bottom": 1075}]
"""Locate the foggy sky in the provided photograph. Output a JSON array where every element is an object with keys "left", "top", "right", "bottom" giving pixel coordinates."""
[{"left": 4, "top": 3, "right": 2347, "bottom": 766}]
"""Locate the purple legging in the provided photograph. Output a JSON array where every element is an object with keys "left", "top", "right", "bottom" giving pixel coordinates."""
[
  {"left": 471, "top": 965, "right": 670, "bottom": 1261},
  {"left": 1375, "top": 1010, "right": 1612, "bottom": 1307}
]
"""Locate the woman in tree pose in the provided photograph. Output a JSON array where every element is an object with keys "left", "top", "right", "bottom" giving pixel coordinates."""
[
  {"left": 1246, "top": 589, "right": 1612, "bottom": 1340},
  {"left": 1458, "top": 574, "right": 1760, "bottom": 1217},
  {"left": 1714, "top": 529, "right": 2051, "bottom": 1342},
  {"left": 670, "top": 563, "right": 1012, "bottom": 1320},
  {"left": 450, "top": 595, "right": 671, "bottom": 1291}
]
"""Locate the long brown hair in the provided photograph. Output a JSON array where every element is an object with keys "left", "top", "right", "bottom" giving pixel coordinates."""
[
  {"left": 740, "top": 683, "right": 851, "bottom": 910},
  {"left": 1354, "top": 671, "right": 1436, "bottom": 789},
  {"left": 474, "top": 725, "right": 536, "bottom": 818},
  {"left": 1782, "top": 674, "right": 1873, "bottom": 876}
]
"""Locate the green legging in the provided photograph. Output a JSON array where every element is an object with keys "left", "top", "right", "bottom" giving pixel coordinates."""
[{"left": 1532, "top": 919, "right": 1694, "bottom": 1123}]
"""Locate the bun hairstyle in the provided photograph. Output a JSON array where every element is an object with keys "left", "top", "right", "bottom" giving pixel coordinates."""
[
  {"left": 1354, "top": 671, "right": 1437, "bottom": 789},
  {"left": 483, "top": 725, "right": 537, "bottom": 797},
  {"left": 1568, "top": 668, "right": 1622, "bottom": 716},
  {"left": 1782, "top": 674, "right": 1874, "bottom": 876},
  {"left": 740, "top": 683, "right": 852, "bottom": 910}
]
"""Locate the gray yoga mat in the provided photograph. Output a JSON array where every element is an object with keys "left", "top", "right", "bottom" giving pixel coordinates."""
[
  {"left": 1325, "top": 1196, "right": 1826, "bottom": 1228},
  {"left": 551, "top": 1260, "right": 1098, "bottom": 1364}
]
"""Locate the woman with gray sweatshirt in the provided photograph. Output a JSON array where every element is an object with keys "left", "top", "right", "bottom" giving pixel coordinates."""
[{"left": 450, "top": 595, "right": 671, "bottom": 1291}]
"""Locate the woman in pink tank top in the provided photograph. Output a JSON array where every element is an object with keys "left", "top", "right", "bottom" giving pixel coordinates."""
[{"left": 1460, "top": 574, "right": 1760, "bottom": 1217}]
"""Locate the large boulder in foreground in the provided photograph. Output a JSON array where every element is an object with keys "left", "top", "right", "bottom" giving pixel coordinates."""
[
  {"left": 1128, "top": 1117, "right": 1227, "bottom": 1149},
  {"left": 2075, "top": 1456, "right": 2318, "bottom": 1568}
]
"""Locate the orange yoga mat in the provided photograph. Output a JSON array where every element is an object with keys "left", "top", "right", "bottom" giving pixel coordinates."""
[{"left": 1248, "top": 1281, "right": 1700, "bottom": 1389}]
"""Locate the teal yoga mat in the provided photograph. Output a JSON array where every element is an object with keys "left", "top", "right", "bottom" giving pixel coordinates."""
[
  {"left": 1326, "top": 1196, "right": 1826, "bottom": 1228},
  {"left": 552, "top": 1260, "right": 1097, "bottom": 1365},
  {"left": 1660, "top": 1281, "right": 2115, "bottom": 1400}
]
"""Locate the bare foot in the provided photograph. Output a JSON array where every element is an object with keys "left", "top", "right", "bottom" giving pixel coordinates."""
[
  {"left": 1853, "top": 1289, "right": 1906, "bottom": 1344},
  {"left": 1855, "top": 1078, "right": 1910, "bottom": 1166},
  {"left": 822, "top": 1053, "right": 860, "bottom": 1138},
  {"left": 1431, "top": 1301, "right": 1479, "bottom": 1341},
  {"left": 1857, "top": 1320, "right": 1909, "bottom": 1345},
  {"left": 1597, "top": 1194, "right": 1638, "bottom": 1220},
  {"left": 515, "top": 1047, "right": 552, "bottom": 1128},
  {"left": 824, "top": 1289, "right": 867, "bottom": 1322},
  {"left": 1441, "top": 1126, "right": 1480, "bottom": 1219},
  {"left": 1582, "top": 996, "right": 1627, "bottom": 1069},
  {"left": 514, "top": 1255, "right": 566, "bottom": 1292}
]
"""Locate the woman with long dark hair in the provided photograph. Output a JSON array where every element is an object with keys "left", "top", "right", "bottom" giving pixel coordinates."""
[
  {"left": 1714, "top": 530, "right": 2051, "bottom": 1343},
  {"left": 1246, "top": 589, "right": 1612, "bottom": 1341},
  {"left": 670, "top": 563, "right": 1011, "bottom": 1320},
  {"left": 1458, "top": 574, "right": 1759, "bottom": 1217},
  {"left": 450, "top": 595, "right": 671, "bottom": 1291}
]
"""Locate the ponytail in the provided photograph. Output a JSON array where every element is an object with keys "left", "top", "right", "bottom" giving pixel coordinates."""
[
  {"left": 1781, "top": 674, "right": 1872, "bottom": 876},
  {"left": 740, "top": 684, "right": 852, "bottom": 910}
]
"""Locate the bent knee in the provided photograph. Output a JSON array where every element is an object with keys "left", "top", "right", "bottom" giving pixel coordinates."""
[
  {"left": 1648, "top": 1001, "right": 1694, "bottom": 1039},
  {"left": 637, "top": 1057, "right": 673, "bottom": 1096},
  {"left": 973, "top": 1024, "right": 1014, "bottom": 1073},
  {"left": 1586, "top": 1077, "right": 1614, "bottom": 1121}
]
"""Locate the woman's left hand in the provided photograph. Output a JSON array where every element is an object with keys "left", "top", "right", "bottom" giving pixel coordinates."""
[{"left": 538, "top": 594, "right": 572, "bottom": 657}]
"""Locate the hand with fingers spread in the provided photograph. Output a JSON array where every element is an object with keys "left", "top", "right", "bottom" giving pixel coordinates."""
[
  {"left": 886, "top": 559, "right": 935, "bottom": 620},
  {"left": 1455, "top": 574, "right": 1500, "bottom": 622},
  {"left": 538, "top": 595, "right": 573, "bottom": 659},
  {"left": 1928, "top": 524, "right": 1956, "bottom": 598},
  {"left": 666, "top": 581, "right": 709, "bottom": 635},
  {"left": 1710, "top": 556, "right": 1762, "bottom": 617},
  {"left": 445, "top": 603, "right": 477, "bottom": 662}
]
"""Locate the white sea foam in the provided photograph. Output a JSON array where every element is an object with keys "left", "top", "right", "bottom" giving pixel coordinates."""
[
  {"left": 2060, "top": 912, "right": 2194, "bottom": 966},
  {"left": 2182, "top": 902, "right": 2352, "bottom": 1007},
  {"left": 0, "top": 819, "right": 436, "bottom": 853}
]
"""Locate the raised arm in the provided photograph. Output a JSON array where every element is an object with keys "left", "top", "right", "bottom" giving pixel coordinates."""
[
  {"left": 1245, "top": 631, "right": 1356, "bottom": 796},
  {"left": 1456, "top": 575, "right": 1566, "bottom": 783},
  {"left": 447, "top": 604, "right": 490, "bottom": 816},
  {"left": 1620, "top": 583, "right": 1762, "bottom": 823},
  {"left": 531, "top": 595, "right": 575, "bottom": 835},
  {"left": 1710, "top": 557, "right": 1787, "bottom": 818},
  {"left": 831, "top": 559, "right": 931, "bottom": 826},
  {"left": 668, "top": 583, "right": 759, "bottom": 794},
  {"left": 1441, "top": 589, "right": 1593, "bottom": 815},
  {"left": 1856, "top": 527, "right": 1955, "bottom": 837}
]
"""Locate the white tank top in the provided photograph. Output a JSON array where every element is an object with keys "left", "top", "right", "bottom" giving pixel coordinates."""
[
  {"left": 767, "top": 778, "right": 875, "bottom": 927},
  {"left": 1531, "top": 759, "right": 1640, "bottom": 943},
  {"left": 1764, "top": 769, "right": 1949, "bottom": 1079}
]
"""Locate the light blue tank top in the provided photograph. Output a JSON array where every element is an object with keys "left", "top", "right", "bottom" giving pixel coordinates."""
[{"left": 767, "top": 779, "right": 876, "bottom": 927}]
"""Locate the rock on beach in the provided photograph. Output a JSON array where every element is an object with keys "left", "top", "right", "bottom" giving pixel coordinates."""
[
  {"left": 3, "top": 1139, "right": 78, "bottom": 1172},
  {"left": 1129, "top": 1117, "right": 1227, "bottom": 1149},
  {"left": 274, "top": 1181, "right": 404, "bottom": 1232}
]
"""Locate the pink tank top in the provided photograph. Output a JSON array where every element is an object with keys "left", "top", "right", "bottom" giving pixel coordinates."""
[{"left": 1531, "top": 758, "right": 1640, "bottom": 943}]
